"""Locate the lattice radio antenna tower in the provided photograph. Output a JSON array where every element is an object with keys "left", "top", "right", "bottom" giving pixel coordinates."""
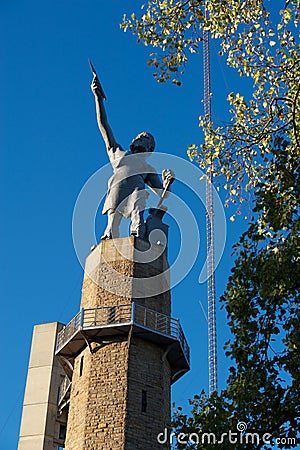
[{"left": 203, "top": 6, "right": 217, "bottom": 395}]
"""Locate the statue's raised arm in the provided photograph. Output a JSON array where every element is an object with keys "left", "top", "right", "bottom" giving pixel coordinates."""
[{"left": 90, "top": 62, "right": 117, "bottom": 150}]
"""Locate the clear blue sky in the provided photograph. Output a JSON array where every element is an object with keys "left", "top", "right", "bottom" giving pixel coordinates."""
[{"left": 1, "top": 1, "right": 256, "bottom": 448}]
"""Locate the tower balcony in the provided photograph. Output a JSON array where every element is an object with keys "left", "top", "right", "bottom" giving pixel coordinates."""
[{"left": 56, "top": 303, "right": 190, "bottom": 383}]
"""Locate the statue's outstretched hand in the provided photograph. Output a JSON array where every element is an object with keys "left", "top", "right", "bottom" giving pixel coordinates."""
[
  {"left": 91, "top": 75, "right": 106, "bottom": 100},
  {"left": 162, "top": 169, "right": 175, "bottom": 189}
]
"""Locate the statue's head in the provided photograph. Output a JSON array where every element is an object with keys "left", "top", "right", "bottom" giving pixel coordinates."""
[{"left": 130, "top": 132, "right": 155, "bottom": 154}]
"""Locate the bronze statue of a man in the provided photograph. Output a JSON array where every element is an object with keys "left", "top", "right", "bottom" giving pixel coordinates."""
[{"left": 91, "top": 72, "right": 174, "bottom": 240}]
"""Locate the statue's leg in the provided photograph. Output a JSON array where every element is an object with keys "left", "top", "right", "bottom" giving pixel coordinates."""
[
  {"left": 101, "top": 209, "right": 122, "bottom": 240},
  {"left": 130, "top": 209, "right": 146, "bottom": 238}
]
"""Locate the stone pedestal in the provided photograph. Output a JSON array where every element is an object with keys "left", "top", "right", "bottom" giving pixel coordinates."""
[
  {"left": 81, "top": 236, "right": 170, "bottom": 314},
  {"left": 64, "top": 237, "right": 171, "bottom": 450}
]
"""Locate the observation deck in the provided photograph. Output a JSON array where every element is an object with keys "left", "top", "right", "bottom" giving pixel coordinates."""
[{"left": 56, "top": 302, "right": 190, "bottom": 383}]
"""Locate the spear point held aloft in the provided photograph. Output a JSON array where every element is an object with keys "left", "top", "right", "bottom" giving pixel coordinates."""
[{"left": 88, "top": 59, "right": 107, "bottom": 100}]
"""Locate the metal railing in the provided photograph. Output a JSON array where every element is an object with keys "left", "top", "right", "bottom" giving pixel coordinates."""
[
  {"left": 83, "top": 304, "right": 132, "bottom": 328},
  {"left": 56, "top": 303, "right": 190, "bottom": 365},
  {"left": 132, "top": 304, "right": 190, "bottom": 364},
  {"left": 133, "top": 304, "right": 174, "bottom": 337},
  {"left": 177, "top": 322, "right": 190, "bottom": 364},
  {"left": 56, "top": 311, "right": 81, "bottom": 352}
]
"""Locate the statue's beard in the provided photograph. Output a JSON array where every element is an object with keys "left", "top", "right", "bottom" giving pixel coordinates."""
[{"left": 131, "top": 145, "right": 147, "bottom": 154}]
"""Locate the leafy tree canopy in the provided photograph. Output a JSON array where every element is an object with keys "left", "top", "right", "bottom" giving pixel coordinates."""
[
  {"left": 122, "top": 1, "right": 300, "bottom": 448},
  {"left": 122, "top": 0, "right": 299, "bottom": 213}
]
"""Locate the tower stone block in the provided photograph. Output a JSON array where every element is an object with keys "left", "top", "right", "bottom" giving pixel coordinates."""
[{"left": 64, "top": 237, "right": 172, "bottom": 449}]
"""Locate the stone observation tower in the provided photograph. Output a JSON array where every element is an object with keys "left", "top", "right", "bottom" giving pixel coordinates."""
[
  {"left": 18, "top": 237, "right": 190, "bottom": 449},
  {"left": 18, "top": 62, "right": 190, "bottom": 449}
]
